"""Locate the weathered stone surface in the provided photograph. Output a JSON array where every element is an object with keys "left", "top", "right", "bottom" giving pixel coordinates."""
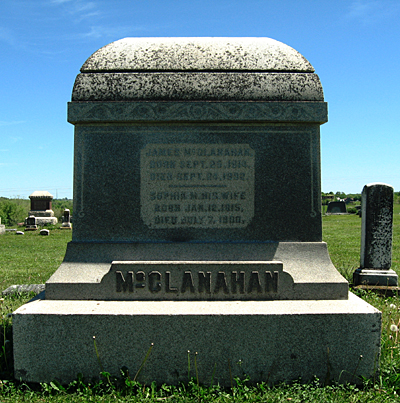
[
  {"left": 353, "top": 269, "right": 398, "bottom": 287},
  {"left": 361, "top": 183, "right": 393, "bottom": 270},
  {"left": 13, "top": 37, "right": 381, "bottom": 386},
  {"left": 29, "top": 191, "right": 54, "bottom": 199},
  {"left": 46, "top": 243, "right": 348, "bottom": 301},
  {"left": 0, "top": 224, "right": 5, "bottom": 235},
  {"left": 2, "top": 284, "right": 45, "bottom": 296},
  {"left": 68, "top": 101, "right": 328, "bottom": 123},
  {"left": 13, "top": 292, "right": 381, "bottom": 386},
  {"left": 69, "top": 124, "right": 323, "bottom": 243},
  {"left": 72, "top": 72, "right": 324, "bottom": 102},
  {"left": 354, "top": 183, "right": 396, "bottom": 286},
  {"left": 81, "top": 37, "right": 315, "bottom": 72},
  {"left": 40, "top": 229, "right": 50, "bottom": 236},
  {"left": 72, "top": 37, "right": 323, "bottom": 103},
  {"left": 35, "top": 217, "right": 58, "bottom": 226}
]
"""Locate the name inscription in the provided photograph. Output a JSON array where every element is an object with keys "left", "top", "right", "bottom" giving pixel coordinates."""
[
  {"left": 116, "top": 270, "right": 279, "bottom": 295},
  {"left": 140, "top": 144, "right": 255, "bottom": 228}
]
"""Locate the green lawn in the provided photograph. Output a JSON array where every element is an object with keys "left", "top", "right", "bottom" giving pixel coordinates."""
[
  {"left": 0, "top": 228, "right": 72, "bottom": 290},
  {"left": 1, "top": 206, "right": 400, "bottom": 401}
]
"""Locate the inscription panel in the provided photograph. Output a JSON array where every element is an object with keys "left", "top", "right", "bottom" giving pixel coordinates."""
[
  {"left": 140, "top": 143, "right": 255, "bottom": 228},
  {"left": 99, "top": 261, "right": 295, "bottom": 301}
]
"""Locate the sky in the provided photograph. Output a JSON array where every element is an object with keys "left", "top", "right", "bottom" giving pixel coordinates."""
[{"left": 1, "top": 0, "right": 399, "bottom": 199}]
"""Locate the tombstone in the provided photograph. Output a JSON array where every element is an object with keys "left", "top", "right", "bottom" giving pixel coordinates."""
[
  {"left": 2, "top": 284, "right": 45, "bottom": 297},
  {"left": 39, "top": 229, "right": 50, "bottom": 236},
  {"left": 26, "top": 191, "right": 58, "bottom": 226},
  {"left": 60, "top": 209, "right": 72, "bottom": 229},
  {"left": 353, "top": 183, "right": 397, "bottom": 286},
  {"left": 326, "top": 201, "right": 347, "bottom": 214},
  {"left": 15, "top": 231, "right": 24, "bottom": 235},
  {"left": 24, "top": 215, "right": 38, "bottom": 231},
  {"left": 13, "top": 37, "right": 381, "bottom": 386},
  {"left": 0, "top": 217, "right": 5, "bottom": 235}
]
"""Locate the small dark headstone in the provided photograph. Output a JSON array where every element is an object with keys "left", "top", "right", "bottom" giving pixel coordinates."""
[
  {"left": 353, "top": 183, "right": 397, "bottom": 286},
  {"left": 25, "top": 215, "right": 38, "bottom": 231},
  {"left": 60, "top": 209, "right": 72, "bottom": 229},
  {"left": 326, "top": 201, "right": 347, "bottom": 214}
]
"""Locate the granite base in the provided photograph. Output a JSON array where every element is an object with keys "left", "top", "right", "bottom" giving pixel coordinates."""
[
  {"left": 353, "top": 268, "right": 398, "bottom": 287},
  {"left": 13, "top": 292, "right": 381, "bottom": 386}
]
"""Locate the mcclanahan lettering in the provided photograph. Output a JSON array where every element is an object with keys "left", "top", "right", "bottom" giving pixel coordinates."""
[{"left": 115, "top": 270, "right": 279, "bottom": 294}]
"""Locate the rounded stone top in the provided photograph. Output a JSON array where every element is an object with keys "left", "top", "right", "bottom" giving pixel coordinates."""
[
  {"left": 81, "top": 37, "right": 315, "bottom": 72},
  {"left": 29, "top": 191, "right": 54, "bottom": 199},
  {"left": 72, "top": 37, "right": 324, "bottom": 102}
]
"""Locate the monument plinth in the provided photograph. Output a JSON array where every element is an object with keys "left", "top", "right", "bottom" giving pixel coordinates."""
[
  {"left": 13, "top": 38, "right": 381, "bottom": 386},
  {"left": 26, "top": 191, "right": 58, "bottom": 226}
]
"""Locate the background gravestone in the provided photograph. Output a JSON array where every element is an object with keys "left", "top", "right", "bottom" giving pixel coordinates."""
[
  {"left": 26, "top": 191, "right": 58, "bottom": 226},
  {"left": 13, "top": 37, "right": 381, "bottom": 386},
  {"left": 354, "top": 183, "right": 397, "bottom": 286},
  {"left": 24, "top": 215, "right": 37, "bottom": 231},
  {"left": 326, "top": 201, "right": 347, "bottom": 214},
  {"left": 60, "top": 208, "right": 72, "bottom": 229}
]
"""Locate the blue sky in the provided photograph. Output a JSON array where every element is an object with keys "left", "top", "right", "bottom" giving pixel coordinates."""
[{"left": 1, "top": 0, "right": 399, "bottom": 199}]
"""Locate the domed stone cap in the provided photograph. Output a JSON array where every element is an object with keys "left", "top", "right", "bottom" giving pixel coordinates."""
[
  {"left": 81, "top": 37, "right": 315, "bottom": 72},
  {"left": 29, "top": 191, "right": 54, "bottom": 199},
  {"left": 72, "top": 37, "right": 324, "bottom": 102}
]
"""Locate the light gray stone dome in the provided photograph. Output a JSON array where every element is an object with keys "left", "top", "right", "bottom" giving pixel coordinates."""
[
  {"left": 80, "top": 37, "right": 315, "bottom": 72},
  {"left": 72, "top": 37, "right": 324, "bottom": 102}
]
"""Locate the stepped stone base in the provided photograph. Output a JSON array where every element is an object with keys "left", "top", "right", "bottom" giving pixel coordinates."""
[
  {"left": 353, "top": 268, "right": 398, "bottom": 287},
  {"left": 13, "top": 292, "right": 380, "bottom": 386}
]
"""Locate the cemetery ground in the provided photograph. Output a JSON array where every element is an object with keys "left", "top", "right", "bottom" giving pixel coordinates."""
[{"left": 0, "top": 206, "right": 399, "bottom": 402}]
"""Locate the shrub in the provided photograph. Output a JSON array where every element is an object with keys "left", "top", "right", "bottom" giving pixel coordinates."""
[{"left": 0, "top": 198, "right": 29, "bottom": 226}]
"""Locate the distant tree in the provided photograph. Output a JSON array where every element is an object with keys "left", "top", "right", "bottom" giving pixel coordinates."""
[
  {"left": 0, "top": 198, "right": 29, "bottom": 226},
  {"left": 52, "top": 199, "right": 73, "bottom": 220},
  {"left": 335, "top": 191, "right": 346, "bottom": 200}
]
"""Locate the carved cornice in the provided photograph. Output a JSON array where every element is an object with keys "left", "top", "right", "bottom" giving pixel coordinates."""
[{"left": 68, "top": 101, "right": 328, "bottom": 124}]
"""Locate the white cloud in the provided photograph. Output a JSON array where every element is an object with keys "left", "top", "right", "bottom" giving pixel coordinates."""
[
  {"left": 0, "top": 121, "right": 25, "bottom": 127},
  {"left": 346, "top": 0, "right": 400, "bottom": 25},
  {"left": 49, "top": 0, "right": 101, "bottom": 21},
  {"left": 70, "top": 24, "right": 153, "bottom": 41}
]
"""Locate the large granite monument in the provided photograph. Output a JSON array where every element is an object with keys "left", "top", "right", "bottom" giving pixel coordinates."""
[
  {"left": 13, "top": 38, "right": 381, "bottom": 385},
  {"left": 25, "top": 191, "right": 58, "bottom": 226}
]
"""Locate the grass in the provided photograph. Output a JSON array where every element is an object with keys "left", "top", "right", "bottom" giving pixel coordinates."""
[
  {"left": 1, "top": 206, "right": 400, "bottom": 401},
  {"left": 0, "top": 227, "right": 72, "bottom": 290}
]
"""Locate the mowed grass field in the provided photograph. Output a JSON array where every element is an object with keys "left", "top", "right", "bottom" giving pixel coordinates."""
[
  {"left": 0, "top": 204, "right": 400, "bottom": 402},
  {"left": 0, "top": 228, "right": 72, "bottom": 291}
]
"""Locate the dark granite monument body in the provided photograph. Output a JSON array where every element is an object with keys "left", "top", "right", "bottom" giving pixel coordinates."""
[{"left": 13, "top": 38, "right": 381, "bottom": 386}]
